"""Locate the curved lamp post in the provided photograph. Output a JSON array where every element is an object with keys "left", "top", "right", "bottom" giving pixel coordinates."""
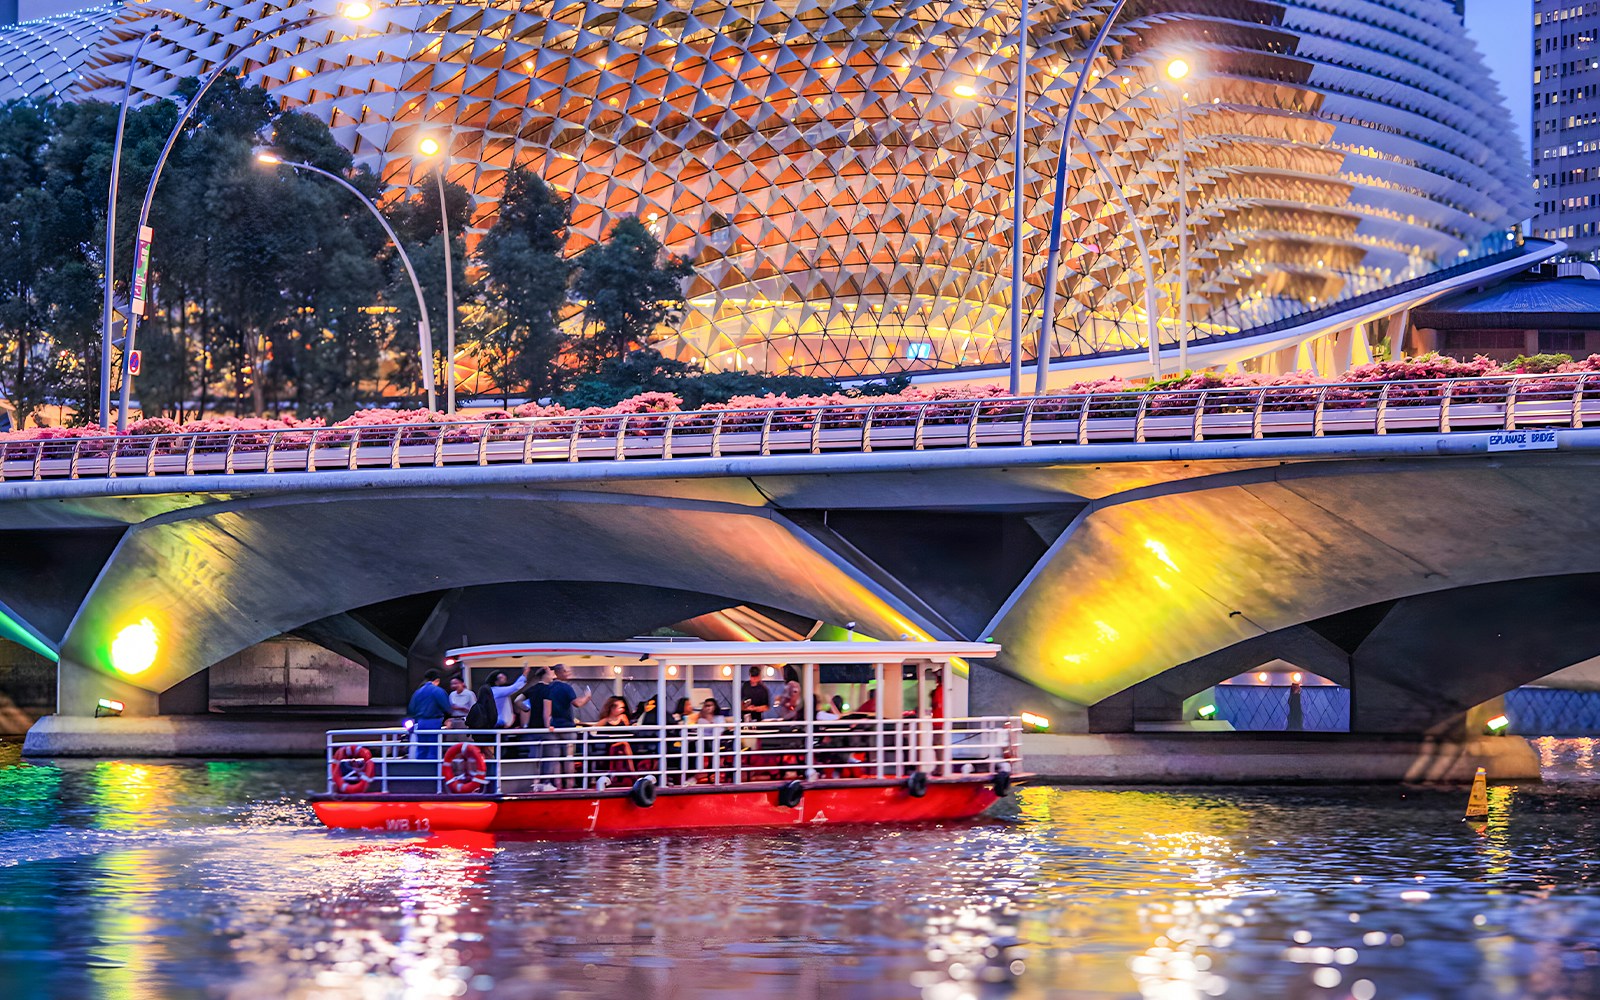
[
  {"left": 116, "top": 1, "right": 376, "bottom": 431},
  {"left": 416, "top": 135, "right": 457, "bottom": 413},
  {"left": 1165, "top": 58, "right": 1194, "bottom": 373},
  {"left": 255, "top": 152, "right": 437, "bottom": 411},
  {"left": 100, "top": 24, "right": 162, "bottom": 429},
  {"left": 1028, "top": 0, "right": 1133, "bottom": 394}
]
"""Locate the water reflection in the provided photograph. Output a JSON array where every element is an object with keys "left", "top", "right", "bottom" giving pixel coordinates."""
[{"left": 4, "top": 743, "right": 1600, "bottom": 998}]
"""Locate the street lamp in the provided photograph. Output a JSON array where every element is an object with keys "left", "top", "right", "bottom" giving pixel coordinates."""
[
  {"left": 255, "top": 151, "right": 437, "bottom": 410},
  {"left": 1006, "top": 0, "right": 1030, "bottom": 396},
  {"left": 1165, "top": 57, "right": 1194, "bottom": 373},
  {"left": 416, "top": 135, "right": 457, "bottom": 413},
  {"left": 100, "top": 24, "right": 161, "bottom": 429},
  {"left": 114, "top": 1, "right": 376, "bottom": 431}
]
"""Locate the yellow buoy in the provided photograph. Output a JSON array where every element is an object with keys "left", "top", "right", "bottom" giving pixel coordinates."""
[{"left": 1464, "top": 766, "right": 1489, "bottom": 820}]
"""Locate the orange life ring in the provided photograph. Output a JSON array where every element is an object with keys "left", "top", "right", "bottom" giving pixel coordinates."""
[
  {"left": 442, "top": 742, "right": 488, "bottom": 794},
  {"left": 330, "top": 745, "right": 374, "bottom": 794}
]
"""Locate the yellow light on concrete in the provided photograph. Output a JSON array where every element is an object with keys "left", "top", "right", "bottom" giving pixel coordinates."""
[
  {"left": 1291, "top": 672, "right": 1303, "bottom": 683},
  {"left": 1165, "top": 58, "right": 1190, "bottom": 81},
  {"left": 1020, "top": 711, "right": 1050, "bottom": 731},
  {"left": 111, "top": 619, "right": 159, "bottom": 675},
  {"left": 418, "top": 136, "right": 442, "bottom": 157},
  {"left": 1486, "top": 714, "right": 1510, "bottom": 733},
  {"left": 953, "top": 83, "right": 977, "bottom": 98}
]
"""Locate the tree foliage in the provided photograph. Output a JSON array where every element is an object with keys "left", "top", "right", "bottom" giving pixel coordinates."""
[
  {"left": 477, "top": 167, "right": 571, "bottom": 399},
  {"left": 571, "top": 217, "right": 691, "bottom": 370}
]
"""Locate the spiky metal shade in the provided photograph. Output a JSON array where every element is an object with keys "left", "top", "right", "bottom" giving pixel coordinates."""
[{"left": 0, "top": 0, "right": 1533, "bottom": 378}]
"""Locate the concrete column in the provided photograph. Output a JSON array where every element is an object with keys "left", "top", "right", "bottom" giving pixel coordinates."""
[
  {"left": 1385, "top": 309, "right": 1409, "bottom": 361},
  {"left": 56, "top": 657, "right": 159, "bottom": 717}
]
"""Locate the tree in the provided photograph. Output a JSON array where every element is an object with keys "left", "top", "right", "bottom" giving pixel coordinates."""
[
  {"left": 559, "top": 347, "right": 853, "bottom": 409},
  {"left": 385, "top": 179, "right": 477, "bottom": 405},
  {"left": 478, "top": 168, "right": 571, "bottom": 399},
  {"left": 571, "top": 217, "right": 691, "bottom": 369}
]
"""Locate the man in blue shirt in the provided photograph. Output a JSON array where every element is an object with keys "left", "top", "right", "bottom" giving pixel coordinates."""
[
  {"left": 544, "top": 663, "right": 593, "bottom": 787},
  {"left": 408, "top": 669, "right": 451, "bottom": 760}
]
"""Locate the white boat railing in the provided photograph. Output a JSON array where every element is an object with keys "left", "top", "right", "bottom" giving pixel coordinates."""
[
  {"left": 324, "top": 716, "right": 1021, "bottom": 797},
  {"left": 4, "top": 373, "right": 1596, "bottom": 485}
]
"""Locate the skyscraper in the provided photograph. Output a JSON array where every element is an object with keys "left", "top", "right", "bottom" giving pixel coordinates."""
[{"left": 1532, "top": 0, "right": 1600, "bottom": 258}]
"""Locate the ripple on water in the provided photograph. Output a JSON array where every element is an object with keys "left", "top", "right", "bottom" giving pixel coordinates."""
[{"left": 3, "top": 743, "right": 1600, "bottom": 997}]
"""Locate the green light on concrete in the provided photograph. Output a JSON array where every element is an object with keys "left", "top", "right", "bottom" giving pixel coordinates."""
[
  {"left": 0, "top": 605, "right": 58, "bottom": 663},
  {"left": 1197, "top": 703, "right": 1217, "bottom": 719}
]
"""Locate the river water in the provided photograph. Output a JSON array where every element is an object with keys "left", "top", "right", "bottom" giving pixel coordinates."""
[{"left": 3, "top": 738, "right": 1600, "bottom": 999}]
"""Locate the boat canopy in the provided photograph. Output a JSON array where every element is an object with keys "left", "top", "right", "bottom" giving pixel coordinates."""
[{"left": 443, "top": 640, "right": 999, "bottom": 671}]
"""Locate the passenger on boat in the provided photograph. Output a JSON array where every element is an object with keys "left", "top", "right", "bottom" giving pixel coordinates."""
[
  {"left": 544, "top": 664, "right": 593, "bottom": 788},
  {"left": 772, "top": 680, "right": 802, "bottom": 721},
  {"left": 488, "top": 667, "right": 531, "bottom": 727},
  {"left": 466, "top": 685, "right": 498, "bottom": 747},
  {"left": 445, "top": 675, "right": 475, "bottom": 729},
  {"left": 858, "top": 687, "right": 878, "bottom": 717},
  {"left": 740, "top": 667, "right": 771, "bottom": 721},
  {"left": 814, "top": 695, "right": 839, "bottom": 721},
  {"left": 831, "top": 694, "right": 847, "bottom": 716},
  {"left": 407, "top": 669, "right": 451, "bottom": 760},
  {"left": 514, "top": 667, "right": 556, "bottom": 773},
  {"left": 693, "top": 700, "right": 724, "bottom": 781},
  {"left": 591, "top": 696, "right": 635, "bottom": 774}
]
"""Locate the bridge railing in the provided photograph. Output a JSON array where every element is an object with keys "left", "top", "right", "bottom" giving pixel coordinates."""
[{"left": 2, "top": 373, "right": 1593, "bottom": 483}]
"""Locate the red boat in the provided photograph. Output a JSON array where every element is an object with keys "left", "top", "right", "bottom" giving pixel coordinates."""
[{"left": 312, "top": 641, "right": 1023, "bottom": 834}]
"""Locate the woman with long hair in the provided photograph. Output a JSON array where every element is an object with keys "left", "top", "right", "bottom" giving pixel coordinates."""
[{"left": 594, "top": 695, "right": 633, "bottom": 770}]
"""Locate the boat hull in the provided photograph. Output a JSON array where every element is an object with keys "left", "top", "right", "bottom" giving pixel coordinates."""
[{"left": 312, "top": 779, "right": 1002, "bottom": 834}]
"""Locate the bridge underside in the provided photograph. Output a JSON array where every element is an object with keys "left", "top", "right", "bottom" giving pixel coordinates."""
[{"left": 2, "top": 441, "right": 1597, "bottom": 740}]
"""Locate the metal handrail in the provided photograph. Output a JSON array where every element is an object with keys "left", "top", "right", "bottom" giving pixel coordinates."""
[
  {"left": 1, "top": 373, "right": 1590, "bottom": 484},
  {"left": 324, "top": 715, "right": 1019, "bottom": 798}
]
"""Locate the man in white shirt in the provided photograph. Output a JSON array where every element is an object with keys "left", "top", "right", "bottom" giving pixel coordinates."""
[
  {"left": 488, "top": 666, "right": 530, "bottom": 727},
  {"left": 446, "top": 675, "right": 476, "bottom": 728}
]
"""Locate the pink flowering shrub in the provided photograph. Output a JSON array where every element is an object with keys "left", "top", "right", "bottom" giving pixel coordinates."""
[{"left": 11, "top": 352, "right": 1600, "bottom": 450}]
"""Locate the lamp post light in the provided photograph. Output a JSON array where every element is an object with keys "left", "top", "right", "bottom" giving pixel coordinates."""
[
  {"left": 1165, "top": 57, "right": 1193, "bottom": 373},
  {"left": 1006, "top": 0, "right": 1030, "bottom": 396},
  {"left": 100, "top": 24, "right": 161, "bottom": 429},
  {"left": 114, "top": 1, "right": 375, "bottom": 431},
  {"left": 416, "top": 135, "right": 457, "bottom": 413},
  {"left": 255, "top": 152, "right": 437, "bottom": 411}
]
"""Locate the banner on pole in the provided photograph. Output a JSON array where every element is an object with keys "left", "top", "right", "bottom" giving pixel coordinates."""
[{"left": 131, "top": 225, "right": 153, "bottom": 317}]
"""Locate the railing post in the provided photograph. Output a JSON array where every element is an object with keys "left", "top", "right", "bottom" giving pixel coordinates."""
[
  {"left": 347, "top": 430, "right": 361, "bottom": 470},
  {"left": 520, "top": 422, "right": 536, "bottom": 464},
  {"left": 913, "top": 403, "right": 927, "bottom": 451},
  {"left": 1313, "top": 386, "right": 1328, "bottom": 437},
  {"left": 1191, "top": 390, "right": 1207, "bottom": 442},
  {"left": 809, "top": 408, "right": 823, "bottom": 455},
  {"left": 1133, "top": 394, "right": 1150, "bottom": 444},
  {"left": 265, "top": 432, "right": 278, "bottom": 474},
  {"left": 1021, "top": 399, "right": 1036, "bottom": 447},
  {"left": 1439, "top": 380, "right": 1456, "bottom": 433},
  {"left": 1251, "top": 388, "right": 1266, "bottom": 440},
  {"left": 225, "top": 432, "right": 239, "bottom": 475},
  {"left": 567, "top": 418, "right": 582, "bottom": 461},
  {"left": 69, "top": 439, "right": 82, "bottom": 480},
  {"left": 1575, "top": 374, "right": 1588, "bottom": 430},
  {"left": 104, "top": 437, "right": 117, "bottom": 480},
  {"left": 390, "top": 428, "right": 403, "bottom": 469},
  {"left": 1076, "top": 394, "right": 1093, "bottom": 445},
  {"left": 145, "top": 436, "right": 159, "bottom": 477},
  {"left": 966, "top": 399, "right": 981, "bottom": 448},
  {"left": 431, "top": 425, "right": 445, "bottom": 467},
  {"left": 710, "top": 411, "right": 725, "bottom": 458},
  {"left": 661, "top": 413, "right": 675, "bottom": 460},
  {"left": 1375, "top": 383, "right": 1390, "bottom": 435},
  {"left": 760, "top": 411, "right": 774, "bottom": 456},
  {"left": 184, "top": 435, "right": 198, "bottom": 476},
  {"left": 861, "top": 405, "right": 876, "bottom": 453},
  {"left": 614, "top": 415, "right": 630, "bottom": 460},
  {"left": 1503, "top": 378, "right": 1520, "bottom": 432}
]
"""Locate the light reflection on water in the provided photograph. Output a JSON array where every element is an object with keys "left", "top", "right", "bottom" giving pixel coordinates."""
[{"left": 2, "top": 742, "right": 1600, "bottom": 998}]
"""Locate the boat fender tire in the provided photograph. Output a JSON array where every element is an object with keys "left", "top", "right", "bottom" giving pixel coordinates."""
[
  {"left": 331, "top": 745, "right": 375, "bottom": 794},
  {"left": 441, "top": 742, "right": 488, "bottom": 794},
  {"left": 778, "top": 780, "right": 805, "bottom": 809},
  {"left": 991, "top": 770, "right": 1012, "bottom": 797},
  {"left": 906, "top": 770, "right": 929, "bottom": 798},
  {"left": 630, "top": 776, "right": 658, "bottom": 808}
]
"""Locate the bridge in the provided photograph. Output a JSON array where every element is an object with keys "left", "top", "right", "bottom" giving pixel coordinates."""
[{"left": 5, "top": 374, "right": 1598, "bottom": 774}]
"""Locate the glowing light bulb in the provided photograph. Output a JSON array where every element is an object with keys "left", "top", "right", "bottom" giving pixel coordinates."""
[
  {"left": 111, "top": 619, "right": 159, "bottom": 675},
  {"left": 418, "top": 137, "right": 441, "bottom": 156},
  {"left": 1166, "top": 58, "right": 1190, "bottom": 81},
  {"left": 340, "top": 0, "right": 373, "bottom": 19}
]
